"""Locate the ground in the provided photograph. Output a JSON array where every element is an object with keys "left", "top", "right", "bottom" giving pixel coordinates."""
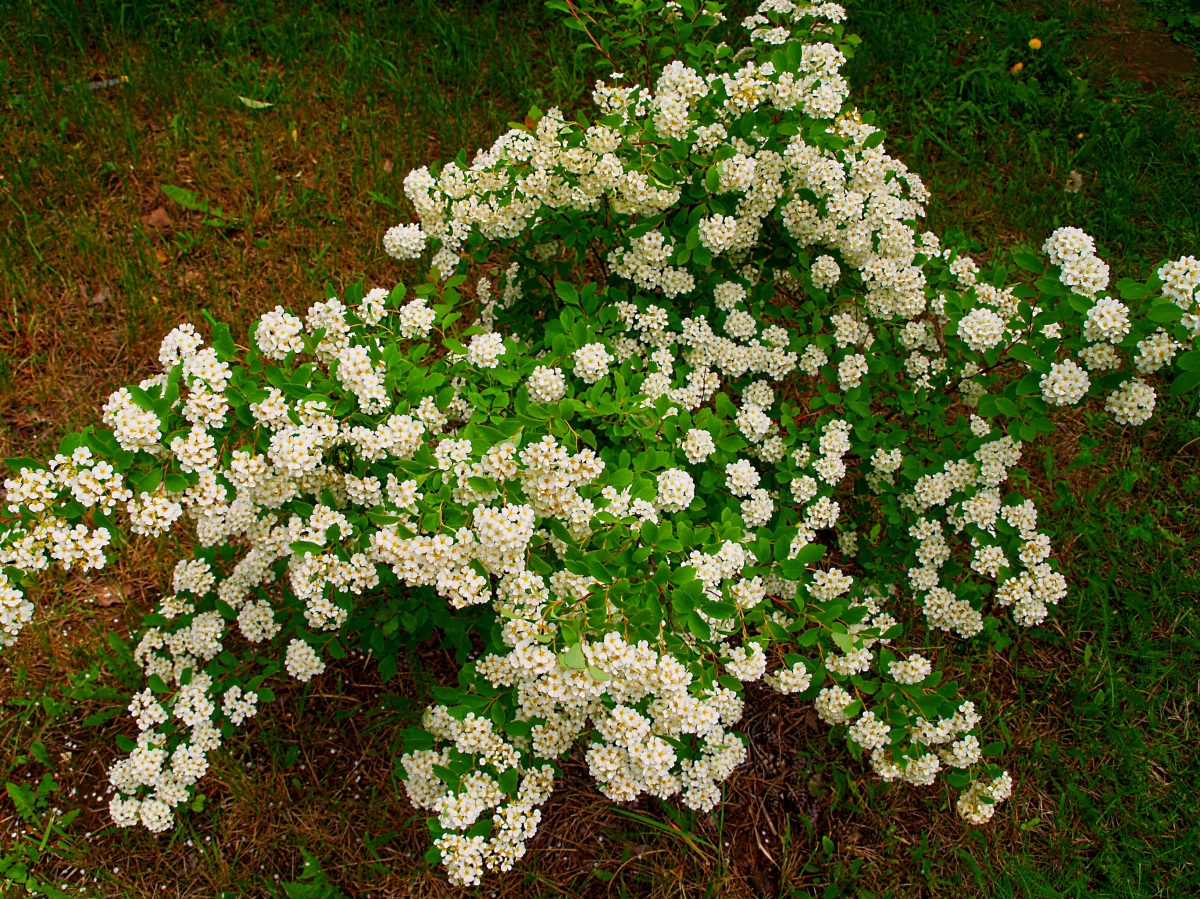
[{"left": 0, "top": 1, "right": 1198, "bottom": 896}]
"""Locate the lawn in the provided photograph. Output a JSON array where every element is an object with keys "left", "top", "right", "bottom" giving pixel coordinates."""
[{"left": 1, "top": 0, "right": 1198, "bottom": 896}]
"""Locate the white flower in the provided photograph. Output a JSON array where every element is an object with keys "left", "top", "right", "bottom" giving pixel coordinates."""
[
  {"left": 1040, "top": 359, "right": 1090, "bottom": 406},
  {"left": 889, "top": 654, "right": 933, "bottom": 685},
  {"left": 1105, "top": 378, "right": 1156, "bottom": 425},
  {"left": 1134, "top": 329, "right": 1178, "bottom": 374},
  {"left": 398, "top": 298, "right": 436, "bottom": 339},
  {"left": 255, "top": 306, "right": 305, "bottom": 359},
  {"left": 810, "top": 254, "right": 841, "bottom": 290},
  {"left": 573, "top": 343, "right": 614, "bottom": 384},
  {"left": 527, "top": 366, "right": 567, "bottom": 403},
  {"left": 698, "top": 214, "right": 739, "bottom": 254},
  {"left": 383, "top": 223, "right": 427, "bottom": 260},
  {"left": 814, "top": 686, "right": 854, "bottom": 724},
  {"left": 285, "top": 639, "right": 326, "bottom": 682},
  {"left": 724, "top": 309, "right": 757, "bottom": 340},
  {"left": 1083, "top": 297, "right": 1130, "bottom": 344},
  {"left": 1158, "top": 255, "right": 1200, "bottom": 308},
  {"left": 432, "top": 247, "right": 459, "bottom": 280},
  {"left": 725, "top": 459, "right": 761, "bottom": 496},
  {"left": 655, "top": 469, "right": 695, "bottom": 513},
  {"left": 848, "top": 711, "right": 890, "bottom": 751},
  {"left": 466, "top": 333, "right": 506, "bottom": 369},
  {"left": 837, "top": 353, "right": 868, "bottom": 390},
  {"left": 741, "top": 488, "right": 774, "bottom": 527},
  {"left": 680, "top": 428, "right": 716, "bottom": 464},
  {"left": 957, "top": 308, "right": 1006, "bottom": 353}
]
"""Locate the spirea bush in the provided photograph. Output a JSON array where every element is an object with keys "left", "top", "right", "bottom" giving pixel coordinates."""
[{"left": 3, "top": 0, "right": 1200, "bottom": 886}]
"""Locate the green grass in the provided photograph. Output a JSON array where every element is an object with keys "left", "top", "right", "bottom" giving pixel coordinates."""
[
  {"left": 848, "top": 0, "right": 1200, "bottom": 271},
  {"left": 1, "top": 0, "right": 1198, "bottom": 896}
]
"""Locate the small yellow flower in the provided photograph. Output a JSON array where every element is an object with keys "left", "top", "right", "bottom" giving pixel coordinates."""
[
  {"left": 1029, "top": 37, "right": 1042, "bottom": 50},
  {"left": 1011, "top": 62, "right": 1024, "bottom": 74}
]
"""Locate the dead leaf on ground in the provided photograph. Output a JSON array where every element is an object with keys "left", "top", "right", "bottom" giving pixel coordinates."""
[
  {"left": 94, "top": 585, "right": 122, "bottom": 607},
  {"left": 143, "top": 206, "right": 173, "bottom": 230}
]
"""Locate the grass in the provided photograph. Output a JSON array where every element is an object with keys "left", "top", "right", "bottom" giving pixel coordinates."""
[{"left": 1, "top": 0, "right": 1198, "bottom": 895}]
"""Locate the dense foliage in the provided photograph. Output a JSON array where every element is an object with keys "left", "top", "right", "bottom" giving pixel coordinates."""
[{"left": 1, "top": 0, "right": 1198, "bottom": 886}]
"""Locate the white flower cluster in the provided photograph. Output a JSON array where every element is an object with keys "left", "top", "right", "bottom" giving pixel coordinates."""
[
  {"left": 1105, "top": 378, "right": 1156, "bottom": 425},
  {"left": 527, "top": 365, "right": 567, "bottom": 403},
  {"left": 383, "top": 222, "right": 428, "bottom": 260},
  {"left": 108, "top": 673, "right": 220, "bottom": 832},
  {"left": 255, "top": 306, "right": 305, "bottom": 360},
  {"left": 1040, "top": 358, "right": 1091, "bottom": 407},
  {"left": 1158, "top": 255, "right": 1200, "bottom": 308},
  {"left": 102, "top": 387, "right": 163, "bottom": 452},
  {"left": 573, "top": 342, "right": 614, "bottom": 383},
  {"left": 1, "top": 449, "right": 127, "bottom": 647},
  {"left": 655, "top": 469, "right": 695, "bottom": 513},
  {"left": 402, "top": 708, "right": 554, "bottom": 884},
  {"left": 1043, "top": 226, "right": 1110, "bottom": 298},
  {"left": 459, "top": 625, "right": 748, "bottom": 879},
  {"left": 957, "top": 307, "right": 1007, "bottom": 353}
]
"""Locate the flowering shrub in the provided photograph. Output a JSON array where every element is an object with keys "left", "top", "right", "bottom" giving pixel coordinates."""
[{"left": 3, "top": 0, "right": 1200, "bottom": 886}]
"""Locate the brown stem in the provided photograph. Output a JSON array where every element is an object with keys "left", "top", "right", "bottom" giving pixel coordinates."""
[{"left": 563, "top": 0, "right": 618, "bottom": 70}]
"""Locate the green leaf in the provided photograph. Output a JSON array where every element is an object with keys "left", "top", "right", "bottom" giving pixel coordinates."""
[
  {"left": 831, "top": 631, "right": 856, "bottom": 652},
  {"left": 164, "top": 473, "right": 190, "bottom": 493},
  {"left": 1170, "top": 370, "right": 1200, "bottom": 395},
  {"left": 468, "top": 476, "right": 497, "bottom": 496},
  {"left": 161, "top": 183, "right": 207, "bottom": 212},
  {"left": 687, "top": 609, "right": 711, "bottom": 640},
  {"left": 650, "top": 161, "right": 677, "bottom": 184},
  {"left": 791, "top": 542, "right": 827, "bottom": 564},
  {"left": 1176, "top": 350, "right": 1200, "bottom": 372},
  {"left": 1006, "top": 343, "right": 1045, "bottom": 368},
  {"left": 560, "top": 643, "right": 586, "bottom": 670},
  {"left": 498, "top": 767, "right": 520, "bottom": 794},
  {"left": 237, "top": 95, "right": 274, "bottom": 110},
  {"left": 6, "top": 782, "right": 36, "bottom": 822},
  {"left": 136, "top": 468, "right": 164, "bottom": 496},
  {"left": 366, "top": 509, "right": 405, "bottom": 526},
  {"left": 4, "top": 456, "right": 45, "bottom": 473},
  {"left": 705, "top": 164, "right": 721, "bottom": 193},
  {"left": 555, "top": 281, "right": 580, "bottom": 306},
  {"left": 1115, "top": 278, "right": 1152, "bottom": 300},
  {"left": 1012, "top": 249, "right": 1043, "bottom": 273},
  {"left": 1035, "top": 277, "right": 1067, "bottom": 297},
  {"left": 211, "top": 322, "right": 237, "bottom": 360},
  {"left": 1148, "top": 301, "right": 1184, "bottom": 323},
  {"left": 995, "top": 397, "right": 1020, "bottom": 417}
]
